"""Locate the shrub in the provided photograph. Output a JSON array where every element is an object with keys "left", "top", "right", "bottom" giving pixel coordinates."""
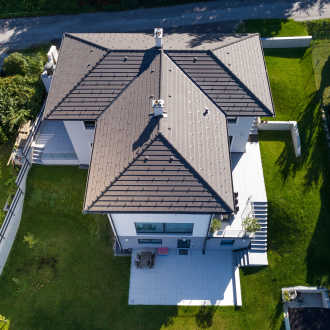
[
  {"left": 2, "top": 52, "right": 28, "bottom": 76},
  {"left": 121, "top": 0, "right": 140, "bottom": 9},
  {"left": 23, "top": 232, "right": 39, "bottom": 248},
  {"left": 242, "top": 217, "right": 261, "bottom": 233},
  {"left": 306, "top": 19, "right": 330, "bottom": 39},
  {"left": 323, "top": 86, "right": 330, "bottom": 110},
  {"left": 210, "top": 217, "right": 222, "bottom": 234}
]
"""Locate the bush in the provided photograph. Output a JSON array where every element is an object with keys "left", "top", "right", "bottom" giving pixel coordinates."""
[
  {"left": 121, "top": 0, "right": 140, "bottom": 9},
  {"left": 210, "top": 217, "right": 222, "bottom": 234},
  {"left": 323, "top": 86, "right": 330, "bottom": 110},
  {"left": 242, "top": 217, "right": 261, "bottom": 233},
  {"left": 2, "top": 52, "right": 28, "bottom": 76},
  {"left": 306, "top": 19, "right": 330, "bottom": 39}
]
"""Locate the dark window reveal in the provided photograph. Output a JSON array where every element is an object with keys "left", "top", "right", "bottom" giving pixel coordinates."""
[
  {"left": 220, "top": 239, "right": 235, "bottom": 245},
  {"left": 227, "top": 117, "right": 237, "bottom": 124},
  {"left": 138, "top": 239, "right": 162, "bottom": 244},
  {"left": 84, "top": 121, "right": 95, "bottom": 129}
]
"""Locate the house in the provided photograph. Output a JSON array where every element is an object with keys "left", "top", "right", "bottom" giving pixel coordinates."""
[{"left": 33, "top": 29, "right": 274, "bottom": 305}]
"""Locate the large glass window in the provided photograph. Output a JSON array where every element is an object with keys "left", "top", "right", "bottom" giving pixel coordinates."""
[
  {"left": 135, "top": 222, "right": 194, "bottom": 234},
  {"left": 165, "top": 223, "right": 193, "bottom": 234},
  {"left": 135, "top": 223, "right": 163, "bottom": 233}
]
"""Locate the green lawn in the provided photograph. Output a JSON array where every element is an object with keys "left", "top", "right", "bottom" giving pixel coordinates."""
[
  {"left": 0, "top": 44, "right": 329, "bottom": 330},
  {"left": 236, "top": 19, "right": 308, "bottom": 37}
]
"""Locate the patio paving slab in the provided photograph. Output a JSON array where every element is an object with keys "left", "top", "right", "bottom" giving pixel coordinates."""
[{"left": 129, "top": 249, "right": 240, "bottom": 306}]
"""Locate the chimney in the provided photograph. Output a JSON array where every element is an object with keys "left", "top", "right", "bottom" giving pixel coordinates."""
[
  {"left": 154, "top": 28, "right": 163, "bottom": 48},
  {"left": 152, "top": 99, "right": 164, "bottom": 117}
]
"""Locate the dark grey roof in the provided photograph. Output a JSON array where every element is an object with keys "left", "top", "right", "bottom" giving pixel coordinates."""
[
  {"left": 84, "top": 50, "right": 233, "bottom": 213},
  {"left": 165, "top": 50, "right": 273, "bottom": 117},
  {"left": 41, "top": 31, "right": 276, "bottom": 214},
  {"left": 44, "top": 32, "right": 274, "bottom": 120}
]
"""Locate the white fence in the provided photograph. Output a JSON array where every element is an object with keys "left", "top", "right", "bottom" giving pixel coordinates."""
[
  {"left": 0, "top": 106, "right": 44, "bottom": 275},
  {"left": 258, "top": 120, "right": 301, "bottom": 157},
  {"left": 0, "top": 160, "right": 31, "bottom": 274},
  {"left": 261, "top": 36, "right": 312, "bottom": 48}
]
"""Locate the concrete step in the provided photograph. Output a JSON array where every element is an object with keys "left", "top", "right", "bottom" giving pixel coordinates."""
[
  {"left": 250, "top": 247, "right": 267, "bottom": 252},
  {"left": 252, "top": 202, "right": 268, "bottom": 206}
]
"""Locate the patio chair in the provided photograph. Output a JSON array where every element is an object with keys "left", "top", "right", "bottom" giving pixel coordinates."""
[{"left": 135, "top": 254, "right": 142, "bottom": 268}]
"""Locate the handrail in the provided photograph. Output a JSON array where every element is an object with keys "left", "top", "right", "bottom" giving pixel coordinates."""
[
  {"left": 0, "top": 188, "right": 23, "bottom": 243},
  {"left": 22, "top": 104, "right": 45, "bottom": 157},
  {"left": 15, "top": 158, "right": 31, "bottom": 187},
  {"left": 241, "top": 195, "right": 254, "bottom": 221}
]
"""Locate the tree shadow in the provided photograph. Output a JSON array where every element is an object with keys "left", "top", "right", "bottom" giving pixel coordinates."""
[{"left": 195, "top": 305, "right": 216, "bottom": 329}]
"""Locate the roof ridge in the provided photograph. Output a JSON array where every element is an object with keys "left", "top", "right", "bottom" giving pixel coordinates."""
[
  {"left": 45, "top": 50, "right": 110, "bottom": 119},
  {"left": 86, "top": 135, "right": 160, "bottom": 210},
  {"left": 211, "top": 33, "right": 259, "bottom": 52},
  {"left": 65, "top": 33, "right": 110, "bottom": 52},
  {"left": 163, "top": 51, "right": 227, "bottom": 116},
  {"left": 208, "top": 50, "right": 273, "bottom": 116},
  {"left": 157, "top": 132, "right": 233, "bottom": 212}
]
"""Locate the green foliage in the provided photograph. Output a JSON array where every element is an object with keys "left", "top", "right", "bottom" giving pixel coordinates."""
[
  {"left": 23, "top": 232, "right": 39, "bottom": 248},
  {"left": 121, "top": 0, "right": 140, "bottom": 9},
  {"left": 2, "top": 52, "right": 28, "bottom": 76},
  {"left": 0, "top": 48, "right": 46, "bottom": 143},
  {"left": 0, "top": 314, "right": 10, "bottom": 330},
  {"left": 324, "top": 86, "right": 330, "bottom": 110},
  {"left": 306, "top": 19, "right": 330, "bottom": 40},
  {"left": 242, "top": 217, "right": 260, "bottom": 233},
  {"left": 210, "top": 217, "right": 221, "bottom": 233}
]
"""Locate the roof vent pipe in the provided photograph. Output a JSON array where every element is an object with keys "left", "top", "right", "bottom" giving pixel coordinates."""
[
  {"left": 154, "top": 28, "right": 163, "bottom": 48},
  {"left": 152, "top": 99, "right": 164, "bottom": 117}
]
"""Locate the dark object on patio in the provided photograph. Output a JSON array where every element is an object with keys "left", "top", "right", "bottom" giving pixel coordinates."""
[
  {"left": 289, "top": 307, "right": 330, "bottom": 330},
  {"left": 135, "top": 251, "right": 155, "bottom": 269},
  {"left": 297, "top": 291, "right": 304, "bottom": 304}
]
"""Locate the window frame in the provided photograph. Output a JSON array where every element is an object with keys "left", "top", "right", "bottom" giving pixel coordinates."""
[
  {"left": 227, "top": 117, "right": 238, "bottom": 124},
  {"left": 135, "top": 222, "right": 194, "bottom": 235}
]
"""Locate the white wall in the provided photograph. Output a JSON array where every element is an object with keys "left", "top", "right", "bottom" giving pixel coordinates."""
[
  {"left": 261, "top": 36, "right": 312, "bottom": 49},
  {"left": 227, "top": 117, "right": 255, "bottom": 152},
  {"left": 111, "top": 213, "right": 210, "bottom": 237},
  {"left": 258, "top": 120, "right": 301, "bottom": 157},
  {"left": 64, "top": 121, "right": 94, "bottom": 165}
]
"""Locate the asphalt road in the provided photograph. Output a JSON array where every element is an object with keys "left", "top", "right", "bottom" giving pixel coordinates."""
[{"left": 0, "top": 0, "right": 329, "bottom": 59}]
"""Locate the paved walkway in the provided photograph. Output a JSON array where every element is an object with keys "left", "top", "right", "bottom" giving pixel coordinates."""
[{"left": 0, "top": 0, "right": 329, "bottom": 54}]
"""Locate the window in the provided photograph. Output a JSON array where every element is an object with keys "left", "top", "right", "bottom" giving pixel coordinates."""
[
  {"left": 220, "top": 239, "right": 235, "bottom": 245},
  {"left": 165, "top": 223, "right": 193, "bottom": 234},
  {"left": 135, "top": 222, "right": 194, "bottom": 234},
  {"left": 229, "top": 136, "right": 233, "bottom": 146},
  {"left": 227, "top": 117, "right": 237, "bottom": 124},
  {"left": 138, "top": 239, "right": 162, "bottom": 244},
  {"left": 135, "top": 223, "right": 163, "bottom": 233},
  {"left": 84, "top": 120, "right": 95, "bottom": 130}
]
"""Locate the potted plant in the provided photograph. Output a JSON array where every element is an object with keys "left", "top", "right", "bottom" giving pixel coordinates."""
[
  {"left": 209, "top": 217, "right": 222, "bottom": 235},
  {"left": 242, "top": 217, "right": 261, "bottom": 237},
  {"left": 282, "top": 290, "right": 291, "bottom": 302}
]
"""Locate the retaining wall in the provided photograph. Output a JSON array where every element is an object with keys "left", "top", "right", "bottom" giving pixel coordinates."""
[
  {"left": 258, "top": 121, "right": 301, "bottom": 157},
  {"left": 261, "top": 36, "right": 312, "bottom": 48}
]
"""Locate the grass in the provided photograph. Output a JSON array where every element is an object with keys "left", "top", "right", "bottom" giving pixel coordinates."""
[
  {"left": 0, "top": 41, "right": 329, "bottom": 330},
  {"left": 236, "top": 19, "right": 308, "bottom": 37}
]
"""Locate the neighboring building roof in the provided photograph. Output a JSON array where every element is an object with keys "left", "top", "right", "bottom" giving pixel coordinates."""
[
  {"left": 44, "top": 32, "right": 274, "bottom": 120},
  {"left": 84, "top": 50, "right": 233, "bottom": 213},
  {"left": 289, "top": 308, "right": 330, "bottom": 330}
]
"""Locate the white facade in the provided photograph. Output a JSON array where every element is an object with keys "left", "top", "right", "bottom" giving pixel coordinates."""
[
  {"left": 111, "top": 213, "right": 210, "bottom": 237},
  {"left": 227, "top": 117, "right": 255, "bottom": 152},
  {"left": 64, "top": 121, "right": 95, "bottom": 165}
]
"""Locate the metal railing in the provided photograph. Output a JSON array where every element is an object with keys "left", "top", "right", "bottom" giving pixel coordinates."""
[
  {"left": 0, "top": 188, "right": 23, "bottom": 244},
  {"left": 212, "top": 229, "right": 247, "bottom": 238},
  {"left": 15, "top": 158, "right": 31, "bottom": 187},
  {"left": 22, "top": 104, "right": 44, "bottom": 158},
  {"left": 241, "top": 195, "right": 254, "bottom": 221}
]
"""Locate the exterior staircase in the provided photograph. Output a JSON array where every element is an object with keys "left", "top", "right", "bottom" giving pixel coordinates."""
[
  {"left": 31, "top": 142, "right": 45, "bottom": 163},
  {"left": 235, "top": 200, "right": 268, "bottom": 267},
  {"left": 250, "top": 201, "right": 268, "bottom": 253}
]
